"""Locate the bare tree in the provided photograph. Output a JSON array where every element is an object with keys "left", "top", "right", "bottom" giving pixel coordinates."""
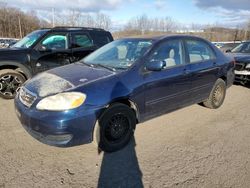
[
  {"left": 0, "top": 5, "right": 49, "bottom": 38},
  {"left": 124, "top": 15, "right": 177, "bottom": 34},
  {"left": 52, "top": 10, "right": 112, "bottom": 30}
]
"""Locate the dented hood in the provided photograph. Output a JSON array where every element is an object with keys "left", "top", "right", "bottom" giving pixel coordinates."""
[{"left": 24, "top": 63, "right": 115, "bottom": 97}]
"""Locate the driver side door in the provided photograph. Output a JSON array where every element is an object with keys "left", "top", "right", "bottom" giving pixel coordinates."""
[
  {"left": 30, "top": 32, "right": 72, "bottom": 74},
  {"left": 143, "top": 39, "right": 192, "bottom": 120}
]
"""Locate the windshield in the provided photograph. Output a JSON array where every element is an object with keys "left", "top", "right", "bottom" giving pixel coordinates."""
[
  {"left": 12, "top": 30, "right": 47, "bottom": 49},
  {"left": 231, "top": 42, "right": 250, "bottom": 53},
  {"left": 83, "top": 39, "right": 153, "bottom": 69}
]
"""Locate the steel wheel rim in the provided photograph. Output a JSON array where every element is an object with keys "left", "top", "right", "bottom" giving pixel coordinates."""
[
  {"left": 213, "top": 85, "right": 224, "bottom": 106},
  {"left": 104, "top": 113, "right": 130, "bottom": 143},
  {"left": 0, "top": 74, "right": 22, "bottom": 97}
]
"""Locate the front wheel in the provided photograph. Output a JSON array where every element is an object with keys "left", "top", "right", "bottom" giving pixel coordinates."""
[
  {"left": 0, "top": 69, "right": 26, "bottom": 99},
  {"left": 94, "top": 103, "right": 136, "bottom": 152},
  {"left": 203, "top": 78, "right": 226, "bottom": 109}
]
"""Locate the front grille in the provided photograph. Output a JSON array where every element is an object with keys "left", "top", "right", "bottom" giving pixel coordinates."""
[
  {"left": 235, "top": 63, "right": 245, "bottom": 71},
  {"left": 19, "top": 87, "right": 37, "bottom": 108}
]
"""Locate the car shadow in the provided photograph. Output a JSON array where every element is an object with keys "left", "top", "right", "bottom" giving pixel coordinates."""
[
  {"left": 97, "top": 137, "right": 143, "bottom": 188},
  {"left": 233, "top": 82, "right": 250, "bottom": 89}
]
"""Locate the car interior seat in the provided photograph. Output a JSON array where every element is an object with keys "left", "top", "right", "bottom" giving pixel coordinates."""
[{"left": 165, "top": 49, "right": 176, "bottom": 67}]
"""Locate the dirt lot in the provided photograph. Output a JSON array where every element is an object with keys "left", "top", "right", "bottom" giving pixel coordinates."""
[{"left": 0, "top": 85, "right": 250, "bottom": 188}]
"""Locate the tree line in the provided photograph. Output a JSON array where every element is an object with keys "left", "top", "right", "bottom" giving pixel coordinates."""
[
  {"left": 0, "top": 3, "right": 48, "bottom": 38},
  {"left": 0, "top": 4, "right": 112, "bottom": 38},
  {"left": 0, "top": 3, "right": 249, "bottom": 42}
]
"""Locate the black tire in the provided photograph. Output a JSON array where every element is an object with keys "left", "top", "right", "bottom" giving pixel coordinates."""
[
  {"left": 0, "top": 69, "right": 26, "bottom": 99},
  {"left": 97, "top": 103, "right": 136, "bottom": 152},
  {"left": 203, "top": 78, "right": 226, "bottom": 109}
]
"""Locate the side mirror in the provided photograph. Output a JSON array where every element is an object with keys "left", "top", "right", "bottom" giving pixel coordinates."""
[
  {"left": 225, "top": 49, "right": 231, "bottom": 53},
  {"left": 146, "top": 60, "right": 166, "bottom": 71},
  {"left": 38, "top": 45, "right": 52, "bottom": 52}
]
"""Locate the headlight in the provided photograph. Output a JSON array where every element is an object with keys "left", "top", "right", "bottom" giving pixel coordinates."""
[{"left": 36, "top": 92, "right": 86, "bottom": 111}]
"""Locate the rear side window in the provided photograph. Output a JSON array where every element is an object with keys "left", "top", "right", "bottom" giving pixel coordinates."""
[
  {"left": 71, "top": 34, "right": 93, "bottom": 48},
  {"left": 92, "top": 33, "right": 112, "bottom": 47},
  {"left": 186, "top": 40, "right": 215, "bottom": 63}
]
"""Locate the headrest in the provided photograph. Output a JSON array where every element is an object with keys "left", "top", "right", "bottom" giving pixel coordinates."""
[{"left": 169, "top": 49, "right": 175, "bottom": 58}]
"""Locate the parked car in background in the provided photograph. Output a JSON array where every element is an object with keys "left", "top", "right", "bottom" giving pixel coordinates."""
[
  {"left": 0, "top": 27, "right": 113, "bottom": 99},
  {"left": 220, "top": 42, "right": 241, "bottom": 53},
  {"left": 0, "top": 38, "right": 19, "bottom": 48},
  {"left": 213, "top": 41, "right": 241, "bottom": 52},
  {"left": 226, "top": 41, "right": 250, "bottom": 85},
  {"left": 15, "top": 35, "right": 235, "bottom": 152}
]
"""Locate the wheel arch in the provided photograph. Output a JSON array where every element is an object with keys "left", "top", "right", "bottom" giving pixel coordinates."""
[
  {"left": 219, "top": 75, "right": 227, "bottom": 84},
  {"left": 106, "top": 98, "right": 141, "bottom": 123},
  {"left": 0, "top": 61, "right": 32, "bottom": 79}
]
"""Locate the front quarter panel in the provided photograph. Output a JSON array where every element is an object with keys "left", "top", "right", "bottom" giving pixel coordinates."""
[{"left": 75, "top": 67, "right": 145, "bottom": 119}]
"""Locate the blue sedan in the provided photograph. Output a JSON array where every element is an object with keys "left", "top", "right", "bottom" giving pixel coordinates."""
[{"left": 15, "top": 35, "right": 235, "bottom": 152}]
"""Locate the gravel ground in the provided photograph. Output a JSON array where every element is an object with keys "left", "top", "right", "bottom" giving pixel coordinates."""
[{"left": 0, "top": 84, "right": 250, "bottom": 188}]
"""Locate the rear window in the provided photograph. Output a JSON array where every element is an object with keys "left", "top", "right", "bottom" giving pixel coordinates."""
[{"left": 186, "top": 40, "right": 215, "bottom": 63}]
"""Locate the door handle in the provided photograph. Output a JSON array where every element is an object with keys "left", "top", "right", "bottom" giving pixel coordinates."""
[{"left": 184, "top": 68, "right": 190, "bottom": 74}]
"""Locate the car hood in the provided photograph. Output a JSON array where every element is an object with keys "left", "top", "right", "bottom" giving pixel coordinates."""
[
  {"left": 24, "top": 63, "right": 116, "bottom": 98},
  {"left": 229, "top": 53, "right": 250, "bottom": 63},
  {"left": 0, "top": 47, "right": 29, "bottom": 55},
  {"left": 0, "top": 47, "right": 29, "bottom": 61}
]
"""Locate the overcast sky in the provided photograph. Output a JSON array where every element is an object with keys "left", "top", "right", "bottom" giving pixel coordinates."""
[{"left": 1, "top": 0, "right": 250, "bottom": 28}]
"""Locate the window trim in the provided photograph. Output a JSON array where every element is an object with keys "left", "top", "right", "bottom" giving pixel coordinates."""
[{"left": 183, "top": 38, "right": 217, "bottom": 64}]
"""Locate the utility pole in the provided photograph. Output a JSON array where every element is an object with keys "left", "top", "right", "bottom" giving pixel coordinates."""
[
  {"left": 52, "top": 8, "right": 55, "bottom": 27},
  {"left": 18, "top": 16, "right": 22, "bottom": 38}
]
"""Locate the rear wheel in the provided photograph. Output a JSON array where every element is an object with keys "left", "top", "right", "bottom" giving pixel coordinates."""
[
  {"left": 0, "top": 69, "right": 26, "bottom": 99},
  {"left": 203, "top": 78, "right": 226, "bottom": 109},
  {"left": 94, "top": 103, "right": 136, "bottom": 152}
]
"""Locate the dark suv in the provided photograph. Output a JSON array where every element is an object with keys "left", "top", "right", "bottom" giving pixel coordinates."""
[{"left": 0, "top": 27, "right": 113, "bottom": 99}]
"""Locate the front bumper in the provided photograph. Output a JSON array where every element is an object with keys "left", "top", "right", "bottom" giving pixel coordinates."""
[
  {"left": 234, "top": 70, "right": 250, "bottom": 83},
  {"left": 15, "top": 97, "right": 104, "bottom": 147}
]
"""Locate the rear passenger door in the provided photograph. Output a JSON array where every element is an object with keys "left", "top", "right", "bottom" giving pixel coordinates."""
[
  {"left": 184, "top": 39, "right": 219, "bottom": 102},
  {"left": 70, "top": 32, "right": 97, "bottom": 62}
]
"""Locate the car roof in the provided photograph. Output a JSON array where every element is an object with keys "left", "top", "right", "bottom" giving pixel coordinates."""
[
  {"left": 40, "top": 27, "right": 107, "bottom": 32},
  {"left": 120, "top": 35, "right": 209, "bottom": 43}
]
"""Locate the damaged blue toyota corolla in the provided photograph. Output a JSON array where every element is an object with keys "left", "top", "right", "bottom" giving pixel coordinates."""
[{"left": 15, "top": 35, "right": 235, "bottom": 152}]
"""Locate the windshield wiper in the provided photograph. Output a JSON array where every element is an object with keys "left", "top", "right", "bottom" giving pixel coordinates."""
[
  {"left": 95, "top": 64, "right": 116, "bottom": 72},
  {"left": 80, "top": 61, "right": 94, "bottom": 67},
  {"left": 114, "top": 67, "right": 127, "bottom": 70}
]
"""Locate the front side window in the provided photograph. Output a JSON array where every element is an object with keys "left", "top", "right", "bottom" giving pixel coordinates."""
[
  {"left": 71, "top": 34, "right": 93, "bottom": 48},
  {"left": 83, "top": 39, "right": 153, "bottom": 69},
  {"left": 186, "top": 40, "right": 215, "bottom": 63},
  {"left": 41, "top": 34, "right": 68, "bottom": 50},
  {"left": 149, "top": 39, "right": 184, "bottom": 68}
]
